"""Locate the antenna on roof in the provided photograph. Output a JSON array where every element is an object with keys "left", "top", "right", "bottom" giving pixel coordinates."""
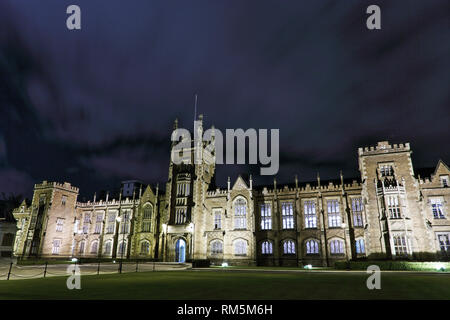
[{"left": 194, "top": 93, "right": 198, "bottom": 122}]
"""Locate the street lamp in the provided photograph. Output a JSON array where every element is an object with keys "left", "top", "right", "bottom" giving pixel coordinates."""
[{"left": 116, "top": 216, "right": 125, "bottom": 273}]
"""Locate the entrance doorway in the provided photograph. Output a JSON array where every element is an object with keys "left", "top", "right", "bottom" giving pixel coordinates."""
[{"left": 175, "top": 238, "right": 186, "bottom": 263}]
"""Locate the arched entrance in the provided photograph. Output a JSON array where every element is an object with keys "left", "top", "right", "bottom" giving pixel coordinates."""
[{"left": 175, "top": 238, "right": 186, "bottom": 263}]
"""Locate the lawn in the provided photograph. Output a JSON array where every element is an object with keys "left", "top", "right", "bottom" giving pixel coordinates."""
[{"left": 0, "top": 270, "right": 449, "bottom": 300}]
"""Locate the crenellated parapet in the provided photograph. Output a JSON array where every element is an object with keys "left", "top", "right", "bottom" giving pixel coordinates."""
[{"left": 358, "top": 141, "right": 410, "bottom": 156}]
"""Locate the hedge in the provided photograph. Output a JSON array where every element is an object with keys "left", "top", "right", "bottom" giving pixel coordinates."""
[{"left": 335, "top": 260, "right": 450, "bottom": 271}]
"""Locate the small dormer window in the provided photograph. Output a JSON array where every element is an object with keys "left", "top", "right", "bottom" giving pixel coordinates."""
[{"left": 440, "top": 175, "right": 449, "bottom": 187}]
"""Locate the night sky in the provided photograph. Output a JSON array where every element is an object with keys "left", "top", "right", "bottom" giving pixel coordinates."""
[{"left": 0, "top": 0, "right": 449, "bottom": 199}]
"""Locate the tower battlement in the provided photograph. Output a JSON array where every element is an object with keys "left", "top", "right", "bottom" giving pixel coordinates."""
[
  {"left": 34, "top": 181, "right": 79, "bottom": 193},
  {"left": 358, "top": 141, "right": 410, "bottom": 156}
]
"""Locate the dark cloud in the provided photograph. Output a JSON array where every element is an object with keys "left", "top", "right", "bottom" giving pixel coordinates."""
[{"left": 0, "top": 0, "right": 448, "bottom": 198}]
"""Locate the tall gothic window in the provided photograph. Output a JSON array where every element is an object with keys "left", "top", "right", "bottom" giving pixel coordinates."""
[
  {"left": 106, "top": 212, "right": 116, "bottom": 234},
  {"left": 327, "top": 200, "right": 341, "bottom": 227},
  {"left": 90, "top": 241, "right": 98, "bottom": 254},
  {"left": 306, "top": 239, "right": 319, "bottom": 254},
  {"left": 175, "top": 208, "right": 187, "bottom": 224},
  {"left": 79, "top": 241, "right": 85, "bottom": 254},
  {"left": 120, "top": 211, "right": 130, "bottom": 233},
  {"left": 118, "top": 241, "right": 127, "bottom": 256},
  {"left": 94, "top": 213, "right": 103, "bottom": 234},
  {"left": 83, "top": 213, "right": 91, "bottom": 234},
  {"left": 142, "top": 204, "right": 152, "bottom": 232},
  {"left": 304, "top": 201, "right": 317, "bottom": 228},
  {"left": 213, "top": 210, "right": 222, "bottom": 229},
  {"left": 355, "top": 238, "right": 365, "bottom": 254},
  {"left": 260, "top": 204, "right": 272, "bottom": 230},
  {"left": 351, "top": 198, "right": 364, "bottom": 227},
  {"left": 104, "top": 241, "right": 112, "bottom": 255},
  {"left": 330, "top": 239, "right": 344, "bottom": 254},
  {"left": 283, "top": 240, "right": 295, "bottom": 254},
  {"left": 387, "top": 196, "right": 401, "bottom": 219},
  {"left": 234, "top": 239, "right": 247, "bottom": 256},
  {"left": 211, "top": 240, "right": 223, "bottom": 254},
  {"left": 261, "top": 240, "right": 273, "bottom": 254},
  {"left": 234, "top": 198, "right": 247, "bottom": 229},
  {"left": 140, "top": 241, "right": 150, "bottom": 255},
  {"left": 281, "top": 202, "right": 294, "bottom": 229}
]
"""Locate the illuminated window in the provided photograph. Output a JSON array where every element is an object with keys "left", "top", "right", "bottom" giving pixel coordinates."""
[
  {"left": 430, "top": 198, "right": 445, "bottom": 219},
  {"left": 438, "top": 234, "right": 450, "bottom": 255},
  {"left": 61, "top": 195, "right": 67, "bottom": 206},
  {"left": 304, "top": 201, "right": 317, "bottom": 228},
  {"left": 106, "top": 212, "right": 116, "bottom": 234},
  {"left": 260, "top": 204, "right": 272, "bottom": 230},
  {"left": 387, "top": 196, "right": 401, "bottom": 219},
  {"left": 214, "top": 210, "right": 222, "bottom": 229},
  {"left": 330, "top": 239, "right": 344, "bottom": 254},
  {"left": 56, "top": 218, "right": 64, "bottom": 232},
  {"left": 211, "top": 240, "right": 223, "bottom": 254},
  {"left": 327, "top": 200, "right": 341, "bottom": 227},
  {"left": 306, "top": 239, "right": 319, "bottom": 254},
  {"left": 281, "top": 202, "right": 294, "bottom": 229},
  {"left": 283, "top": 240, "right": 295, "bottom": 254},
  {"left": 140, "top": 241, "right": 150, "bottom": 255},
  {"left": 234, "top": 239, "right": 247, "bottom": 256},
  {"left": 355, "top": 238, "right": 365, "bottom": 254},
  {"left": 261, "top": 240, "right": 273, "bottom": 254},
  {"left": 351, "top": 198, "right": 364, "bottom": 227},
  {"left": 234, "top": 198, "right": 247, "bottom": 229},
  {"left": 52, "top": 239, "right": 61, "bottom": 255},
  {"left": 120, "top": 211, "right": 130, "bottom": 234}
]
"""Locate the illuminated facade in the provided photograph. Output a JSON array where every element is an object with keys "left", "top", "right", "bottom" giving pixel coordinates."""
[{"left": 11, "top": 117, "right": 450, "bottom": 266}]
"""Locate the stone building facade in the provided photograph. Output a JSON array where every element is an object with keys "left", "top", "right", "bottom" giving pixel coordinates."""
[{"left": 11, "top": 117, "right": 450, "bottom": 266}]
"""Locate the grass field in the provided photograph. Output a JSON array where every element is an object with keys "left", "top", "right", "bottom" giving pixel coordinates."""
[{"left": 0, "top": 270, "right": 449, "bottom": 300}]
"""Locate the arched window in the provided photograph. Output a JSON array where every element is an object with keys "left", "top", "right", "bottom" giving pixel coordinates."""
[
  {"left": 330, "top": 239, "right": 344, "bottom": 254},
  {"left": 211, "top": 240, "right": 223, "bottom": 254},
  {"left": 140, "top": 241, "right": 150, "bottom": 255},
  {"left": 143, "top": 205, "right": 152, "bottom": 219},
  {"left": 142, "top": 205, "right": 152, "bottom": 232},
  {"left": 355, "top": 238, "right": 365, "bottom": 254},
  {"left": 283, "top": 240, "right": 295, "bottom": 254},
  {"left": 79, "top": 241, "right": 85, "bottom": 254},
  {"left": 118, "top": 241, "right": 127, "bottom": 256},
  {"left": 234, "top": 239, "right": 247, "bottom": 256},
  {"left": 104, "top": 241, "right": 112, "bottom": 255},
  {"left": 90, "top": 241, "right": 98, "bottom": 254},
  {"left": 234, "top": 198, "right": 247, "bottom": 229},
  {"left": 306, "top": 239, "right": 319, "bottom": 254},
  {"left": 261, "top": 240, "right": 273, "bottom": 255}
]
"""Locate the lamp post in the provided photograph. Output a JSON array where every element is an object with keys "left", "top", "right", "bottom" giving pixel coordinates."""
[
  {"left": 116, "top": 216, "right": 124, "bottom": 273},
  {"left": 189, "top": 222, "right": 194, "bottom": 261},
  {"left": 162, "top": 223, "right": 167, "bottom": 261}
]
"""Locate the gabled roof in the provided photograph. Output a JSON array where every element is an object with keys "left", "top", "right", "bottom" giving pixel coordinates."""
[{"left": 232, "top": 175, "right": 249, "bottom": 190}]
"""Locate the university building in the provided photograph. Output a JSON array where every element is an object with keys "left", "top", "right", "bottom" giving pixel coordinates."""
[{"left": 11, "top": 117, "right": 450, "bottom": 266}]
